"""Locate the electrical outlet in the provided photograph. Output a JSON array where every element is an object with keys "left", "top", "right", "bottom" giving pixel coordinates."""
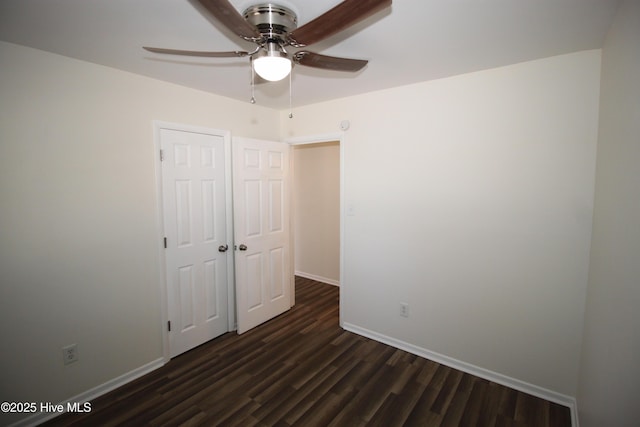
[
  {"left": 400, "top": 302, "right": 409, "bottom": 318},
  {"left": 62, "top": 344, "right": 78, "bottom": 365}
]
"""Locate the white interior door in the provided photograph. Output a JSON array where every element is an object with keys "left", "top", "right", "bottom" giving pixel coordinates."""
[
  {"left": 233, "top": 137, "right": 292, "bottom": 334},
  {"left": 161, "top": 128, "right": 230, "bottom": 357}
]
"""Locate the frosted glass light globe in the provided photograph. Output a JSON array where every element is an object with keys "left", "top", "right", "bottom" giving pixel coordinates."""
[{"left": 253, "top": 55, "right": 291, "bottom": 82}]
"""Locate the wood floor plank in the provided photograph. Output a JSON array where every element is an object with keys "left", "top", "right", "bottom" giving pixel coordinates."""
[
  {"left": 549, "top": 401, "right": 573, "bottom": 427},
  {"left": 281, "top": 354, "right": 363, "bottom": 426},
  {"left": 498, "top": 386, "right": 519, "bottom": 419},
  {"left": 431, "top": 368, "right": 465, "bottom": 415},
  {"left": 257, "top": 365, "right": 337, "bottom": 427},
  {"left": 373, "top": 373, "right": 432, "bottom": 425},
  {"left": 43, "top": 277, "right": 571, "bottom": 427},
  {"left": 403, "top": 381, "right": 445, "bottom": 425},
  {"left": 367, "top": 393, "right": 401, "bottom": 427},
  {"left": 439, "top": 373, "right": 477, "bottom": 426},
  {"left": 462, "top": 379, "right": 498, "bottom": 427},
  {"left": 515, "top": 391, "right": 549, "bottom": 426}
]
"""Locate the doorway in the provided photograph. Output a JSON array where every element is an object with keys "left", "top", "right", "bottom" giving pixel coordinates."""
[
  {"left": 292, "top": 141, "right": 341, "bottom": 286},
  {"left": 288, "top": 132, "right": 344, "bottom": 324}
]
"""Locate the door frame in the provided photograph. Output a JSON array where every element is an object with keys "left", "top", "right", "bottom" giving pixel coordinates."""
[
  {"left": 153, "top": 121, "right": 236, "bottom": 362},
  {"left": 286, "top": 132, "right": 345, "bottom": 326}
]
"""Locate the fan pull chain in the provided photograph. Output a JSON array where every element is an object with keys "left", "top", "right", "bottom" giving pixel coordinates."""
[
  {"left": 250, "top": 58, "right": 256, "bottom": 104},
  {"left": 288, "top": 69, "right": 293, "bottom": 118}
]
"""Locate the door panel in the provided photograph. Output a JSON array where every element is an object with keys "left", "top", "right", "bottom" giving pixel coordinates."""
[
  {"left": 247, "top": 252, "right": 264, "bottom": 309},
  {"left": 233, "top": 137, "right": 292, "bottom": 334},
  {"left": 269, "top": 247, "right": 285, "bottom": 299},
  {"left": 269, "top": 179, "right": 284, "bottom": 232},
  {"left": 161, "top": 128, "right": 229, "bottom": 357},
  {"left": 245, "top": 180, "right": 262, "bottom": 237}
]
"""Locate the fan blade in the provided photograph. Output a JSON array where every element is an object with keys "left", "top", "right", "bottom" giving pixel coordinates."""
[
  {"left": 197, "top": 0, "right": 261, "bottom": 41},
  {"left": 287, "top": 0, "right": 391, "bottom": 47},
  {"left": 143, "top": 46, "right": 249, "bottom": 58},
  {"left": 293, "top": 51, "right": 368, "bottom": 72}
]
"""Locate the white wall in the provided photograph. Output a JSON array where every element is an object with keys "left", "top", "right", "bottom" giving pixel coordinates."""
[
  {"left": 282, "top": 50, "right": 601, "bottom": 397},
  {"left": 0, "top": 41, "right": 280, "bottom": 425},
  {"left": 577, "top": 0, "right": 640, "bottom": 425},
  {"left": 293, "top": 142, "right": 340, "bottom": 285}
]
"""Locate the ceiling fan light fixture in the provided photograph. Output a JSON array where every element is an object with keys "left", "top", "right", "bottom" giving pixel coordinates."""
[{"left": 253, "top": 42, "right": 291, "bottom": 82}]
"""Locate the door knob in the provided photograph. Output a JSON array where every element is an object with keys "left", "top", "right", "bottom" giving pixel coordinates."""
[
  {"left": 238, "top": 244, "right": 247, "bottom": 251},
  {"left": 218, "top": 245, "right": 228, "bottom": 253}
]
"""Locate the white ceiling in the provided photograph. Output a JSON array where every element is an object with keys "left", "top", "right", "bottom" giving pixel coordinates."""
[{"left": 0, "top": 0, "right": 618, "bottom": 109}]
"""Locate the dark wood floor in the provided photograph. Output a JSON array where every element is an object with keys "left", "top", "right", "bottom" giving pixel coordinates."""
[{"left": 44, "top": 276, "right": 571, "bottom": 426}]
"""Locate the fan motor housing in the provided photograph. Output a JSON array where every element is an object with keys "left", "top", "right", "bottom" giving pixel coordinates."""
[{"left": 243, "top": 3, "right": 298, "bottom": 38}]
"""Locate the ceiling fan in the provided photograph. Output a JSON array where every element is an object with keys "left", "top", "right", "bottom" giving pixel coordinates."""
[{"left": 143, "top": 0, "right": 392, "bottom": 84}]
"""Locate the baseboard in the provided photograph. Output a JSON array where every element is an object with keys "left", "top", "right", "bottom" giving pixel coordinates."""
[
  {"left": 342, "top": 322, "right": 579, "bottom": 427},
  {"left": 295, "top": 271, "right": 339, "bottom": 286},
  {"left": 9, "top": 358, "right": 165, "bottom": 427}
]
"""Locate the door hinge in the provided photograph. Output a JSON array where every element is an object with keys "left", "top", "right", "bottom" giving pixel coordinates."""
[
  {"left": 167, "top": 321, "right": 171, "bottom": 332},
  {"left": 160, "top": 149, "right": 164, "bottom": 162},
  {"left": 164, "top": 237, "right": 167, "bottom": 248}
]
